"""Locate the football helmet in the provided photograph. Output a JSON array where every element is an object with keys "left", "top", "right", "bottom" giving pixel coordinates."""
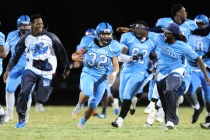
[
  {"left": 85, "top": 28, "right": 97, "bottom": 36},
  {"left": 17, "top": 15, "right": 31, "bottom": 34},
  {"left": 17, "top": 15, "right": 31, "bottom": 27},
  {"left": 194, "top": 14, "right": 209, "bottom": 25},
  {"left": 96, "top": 22, "right": 113, "bottom": 45}
]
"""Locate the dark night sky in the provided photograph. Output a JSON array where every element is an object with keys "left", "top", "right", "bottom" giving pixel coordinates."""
[
  {"left": 1, "top": 0, "right": 209, "bottom": 53},
  {"left": 0, "top": 0, "right": 209, "bottom": 105}
]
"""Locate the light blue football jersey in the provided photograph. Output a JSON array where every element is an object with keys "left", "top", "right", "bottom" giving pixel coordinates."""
[
  {"left": 6, "top": 30, "right": 27, "bottom": 68},
  {"left": 188, "top": 33, "right": 210, "bottom": 67},
  {"left": 79, "top": 36, "right": 122, "bottom": 77},
  {"left": 156, "top": 17, "right": 198, "bottom": 40},
  {"left": 148, "top": 32, "right": 198, "bottom": 75},
  {"left": 120, "top": 32, "right": 156, "bottom": 73}
]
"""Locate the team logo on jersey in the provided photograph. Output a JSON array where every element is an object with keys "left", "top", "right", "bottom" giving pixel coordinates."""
[
  {"left": 160, "top": 47, "right": 179, "bottom": 58},
  {"left": 32, "top": 42, "right": 49, "bottom": 57},
  {"left": 92, "top": 48, "right": 108, "bottom": 55}
]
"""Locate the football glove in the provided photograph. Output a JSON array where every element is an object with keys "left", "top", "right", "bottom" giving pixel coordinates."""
[
  {"left": 206, "top": 66, "right": 210, "bottom": 73},
  {"left": 132, "top": 54, "right": 143, "bottom": 60}
]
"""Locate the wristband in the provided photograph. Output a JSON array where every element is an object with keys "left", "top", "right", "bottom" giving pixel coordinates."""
[{"left": 112, "top": 72, "right": 117, "bottom": 77}]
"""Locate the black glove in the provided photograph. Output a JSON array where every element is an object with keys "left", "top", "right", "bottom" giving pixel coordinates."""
[
  {"left": 132, "top": 54, "right": 143, "bottom": 60},
  {"left": 206, "top": 67, "right": 210, "bottom": 73},
  {"left": 202, "top": 52, "right": 210, "bottom": 59}
]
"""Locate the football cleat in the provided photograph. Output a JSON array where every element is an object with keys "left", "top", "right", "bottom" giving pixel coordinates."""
[
  {"left": 192, "top": 107, "right": 203, "bottom": 123},
  {"left": 143, "top": 122, "right": 152, "bottom": 127},
  {"left": 111, "top": 117, "right": 123, "bottom": 128},
  {"left": 77, "top": 123, "right": 84, "bottom": 129},
  {"left": 97, "top": 114, "right": 106, "bottom": 119},
  {"left": 145, "top": 107, "right": 157, "bottom": 125},
  {"left": 166, "top": 121, "right": 175, "bottom": 129},
  {"left": 72, "top": 104, "right": 83, "bottom": 120},
  {"left": 200, "top": 123, "right": 210, "bottom": 129},
  {"left": 15, "top": 121, "right": 26, "bottom": 128},
  {"left": 4, "top": 108, "right": 14, "bottom": 122}
]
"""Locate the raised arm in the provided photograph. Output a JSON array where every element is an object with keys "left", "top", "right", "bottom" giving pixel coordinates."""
[{"left": 116, "top": 27, "right": 149, "bottom": 38}]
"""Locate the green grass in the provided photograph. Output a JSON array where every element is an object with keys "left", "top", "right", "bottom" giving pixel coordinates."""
[{"left": 0, "top": 106, "right": 209, "bottom": 140}]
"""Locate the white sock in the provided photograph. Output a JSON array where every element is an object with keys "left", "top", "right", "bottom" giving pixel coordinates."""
[
  {"left": 148, "top": 101, "right": 155, "bottom": 108},
  {"left": 156, "top": 99, "right": 162, "bottom": 107},
  {"left": 6, "top": 92, "right": 15, "bottom": 110},
  {"left": 151, "top": 84, "right": 159, "bottom": 99},
  {"left": 193, "top": 103, "right": 200, "bottom": 110}
]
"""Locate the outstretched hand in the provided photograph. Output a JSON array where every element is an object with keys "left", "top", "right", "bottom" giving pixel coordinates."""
[
  {"left": 116, "top": 27, "right": 130, "bottom": 33},
  {"left": 109, "top": 72, "right": 116, "bottom": 87},
  {"left": 72, "top": 52, "right": 83, "bottom": 62}
]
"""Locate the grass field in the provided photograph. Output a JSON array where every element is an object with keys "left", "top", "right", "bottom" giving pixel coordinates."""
[{"left": 0, "top": 106, "right": 209, "bottom": 140}]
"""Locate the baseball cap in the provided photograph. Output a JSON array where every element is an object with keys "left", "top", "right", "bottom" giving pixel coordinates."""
[{"left": 161, "top": 23, "right": 181, "bottom": 34}]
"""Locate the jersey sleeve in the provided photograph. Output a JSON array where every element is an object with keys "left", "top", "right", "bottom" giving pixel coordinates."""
[
  {"left": 110, "top": 40, "right": 122, "bottom": 57},
  {"left": 184, "top": 43, "right": 199, "bottom": 62},
  {"left": 185, "top": 19, "right": 198, "bottom": 31},
  {"left": 120, "top": 32, "right": 134, "bottom": 46},
  {"left": 79, "top": 36, "right": 94, "bottom": 50},
  {"left": 155, "top": 18, "right": 172, "bottom": 27},
  {"left": 47, "top": 31, "right": 71, "bottom": 70}
]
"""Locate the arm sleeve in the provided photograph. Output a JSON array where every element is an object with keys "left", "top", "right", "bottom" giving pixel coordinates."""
[
  {"left": 50, "top": 33, "right": 71, "bottom": 71},
  {"left": 118, "top": 54, "right": 132, "bottom": 62},
  {"left": 146, "top": 26, "right": 163, "bottom": 33}
]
